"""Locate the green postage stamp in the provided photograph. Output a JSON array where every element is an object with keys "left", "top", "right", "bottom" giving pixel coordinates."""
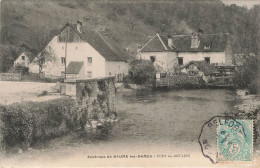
[{"left": 217, "top": 119, "right": 253, "bottom": 163}]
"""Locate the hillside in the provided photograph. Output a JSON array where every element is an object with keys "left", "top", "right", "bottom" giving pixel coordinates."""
[{"left": 0, "top": 0, "right": 259, "bottom": 72}]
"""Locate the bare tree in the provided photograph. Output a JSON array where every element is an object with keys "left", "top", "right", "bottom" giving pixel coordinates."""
[{"left": 32, "top": 48, "right": 57, "bottom": 76}]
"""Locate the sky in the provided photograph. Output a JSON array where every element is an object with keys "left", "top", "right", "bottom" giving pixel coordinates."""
[{"left": 221, "top": 0, "right": 260, "bottom": 9}]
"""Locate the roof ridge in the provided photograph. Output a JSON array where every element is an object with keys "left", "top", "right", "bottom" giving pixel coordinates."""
[
  {"left": 139, "top": 34, "right": 158, "bottom": 51},
  {"left": 157, "top": 33, "right": 168, "bottom": 50},
  {"left": 171, "top": 33, "right": 229, "bottom": 37}
]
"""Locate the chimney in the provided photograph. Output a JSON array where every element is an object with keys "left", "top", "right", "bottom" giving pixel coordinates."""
[
  {"left": 191, "top": 32, "right": 199, "bottom": 48},
  {"left": 167, "top": 35, "right": 173, "bottom": 49},
  {"left": 77, "top": 20, "right": 82, "bottom": 33}
]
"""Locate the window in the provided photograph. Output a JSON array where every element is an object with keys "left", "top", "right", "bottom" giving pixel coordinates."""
[
  {"left": 41, "top": 58, "right": 45, "bottom": 64},
  {"left": 87, "top": 71, "right": 92, "bottom": 78},
  {"left": 150, "top": 56, "right": 156, "bottom": 63},
  {"left": 22, "top": 56, "right": 25, "bottom": 60},
  {"left": 87, "top": 57, "right": 92, "bottom": 65},
  {"left": 205, "top": 57, "right": 210, "bottom": 64},
  {"left": 21, "top": 62, "right": 25, "bottom": 66},
  {"left": 109, "top": 72, "right": 112, "bottom": 76},
  {"left": 61, "top": 57, "right": 65, "bottom": 64},
  {"left": 178, "top": 57, "right": 183, "bottom": 65},
  {"left": 118, "top": 66, "right": 120, "bottom": 70},
  {"left": 76, "top": 46, "right": 78, "bottom": 50}
]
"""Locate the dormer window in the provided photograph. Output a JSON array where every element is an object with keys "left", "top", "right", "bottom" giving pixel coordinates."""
[{"left": 22, "top": 56, "right": 25, "bottom": 60}]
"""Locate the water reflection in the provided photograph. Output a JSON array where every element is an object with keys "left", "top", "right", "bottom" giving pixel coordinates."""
[{"left": 75, "top": 89, "right": 238, "bottom": 147}]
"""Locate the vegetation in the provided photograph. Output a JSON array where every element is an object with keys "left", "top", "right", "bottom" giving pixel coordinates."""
[
  {"left": 1, "top": 0, "right": 259, "bottom": 72},
  {"left": 9, "top": 64, "right": 29, "bottom": 75},
  {"left": 129, "top": 59, "right": 156, "bottom": 85},
  {"left": 0, "top": 98, "right": 77, "bottom": 153},
  {"left": 32, "top": 48, "right": 57, "bottom": 75},
  {"left": 234, "top": 55, "right": 258, "bottom": 94},
  {"left": 0, "top": 0, "right": 259, "bottom": 91},
  {"left": 0, "top": 44, "right": 19, "bottom": 72}
]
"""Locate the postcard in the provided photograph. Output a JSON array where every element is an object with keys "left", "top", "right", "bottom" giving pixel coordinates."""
[{"left": 0, "top": 0, "right": 259, "bottom": 167}]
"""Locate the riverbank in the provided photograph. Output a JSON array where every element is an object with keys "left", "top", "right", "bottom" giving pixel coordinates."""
[{"left": 234, "top": 90, "right": 260, "bottom": 150}]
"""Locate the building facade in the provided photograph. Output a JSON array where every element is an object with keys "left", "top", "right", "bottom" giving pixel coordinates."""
[
  {"left": 14, "top": 52, "right": 31, "bottom": 67},
  {"left": 138, "top": 32, "right": 233, "bottom": 73},
  {"left": 30, "top": 22, "right": 129, "bottom": 81}
]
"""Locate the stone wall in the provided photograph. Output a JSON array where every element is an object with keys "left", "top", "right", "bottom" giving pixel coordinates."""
[
  {"left": 62, "top": 77, "right": 116, "bottom": 128},
  {"left": 0, "top": 73, "right": 21, "bottom": 81},
  {"left": 155, "top": 74, "right": 205, "bottom": 88}
]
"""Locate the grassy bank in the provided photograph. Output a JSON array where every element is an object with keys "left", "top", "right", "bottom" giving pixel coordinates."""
[{"left": 232, "top": 90, "right": 260, "bottom": 150}]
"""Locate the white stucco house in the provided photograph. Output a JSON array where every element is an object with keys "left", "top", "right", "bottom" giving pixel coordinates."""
[
  {"left": 14, "top": 44, "right": 34, "bottom": 67},
  {"left": 138, "top": 32, "right": 233, "bottom": 73},
  {"left": 30, "top": 21, "right": 129, "bottom": 82}
]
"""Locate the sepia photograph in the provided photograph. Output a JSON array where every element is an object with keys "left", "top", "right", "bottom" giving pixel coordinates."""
[{"left": 0, "top": 0, "right": 259, "bottom": 167}]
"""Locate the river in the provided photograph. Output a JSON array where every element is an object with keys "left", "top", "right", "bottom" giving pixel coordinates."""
[{"left": 1, "top": 89, "right": 244, "bottom": 167}]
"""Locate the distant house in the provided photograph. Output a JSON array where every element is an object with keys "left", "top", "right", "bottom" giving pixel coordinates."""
[
  {"left": 181, "top": 61, "right": 218, "bottom": 83},
  {"left": 137, "top": 33, "right": 176, "bottom": 73},
  {"left": 138, "top": 32, "right": 233, "bottom": 73},
  {"left": 30, "top": 21, "right": 129, "bottom": 81},
  {"left": 14, "top": 44, "right": 34, "bottom": 67}
]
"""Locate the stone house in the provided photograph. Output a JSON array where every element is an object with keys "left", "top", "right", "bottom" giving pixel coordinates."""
[
  {"left": 138, "top": 32, "right": 233, "bottom": 73},
  {"left": 29, "top": 21, "right": 129, "bottom": 82}
]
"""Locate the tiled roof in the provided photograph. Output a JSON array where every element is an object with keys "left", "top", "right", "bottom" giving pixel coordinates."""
[
  {"left": 172, "top": 33, "right": 229, "bottom": 52},
  {"left": 141, "top": 33, "right": 229, "bottom": 52},
  {"left": 66, "top": 61, "right": 84, "bottom": 74},
  {"left": 79, "top": 26, "right": 129, "bottom": 62},
  {"left": 40, "top": 23, "right": 129, "bottom": 62},
  {"left": 182, "top": 61, "right": 218, "bottom": 75}
]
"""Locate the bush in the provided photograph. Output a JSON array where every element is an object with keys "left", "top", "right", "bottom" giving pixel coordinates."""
[
  {"left": 129, "top": 59, "right": 156, "bottom": 85},
  {"left": 122, "top": 76, "right": 133, "bottom": 88},
  {"left": 233, "top": 55, "right": 258, "bottom": 94},
  {"left": 166, "top": 74, "right": 206, "bottom": 89},
  {"left": 0, "top": 98, "right": 77, "bottom": 152},
  {"left": 9, "top": 65, "right": 29, "bottom": 75}
]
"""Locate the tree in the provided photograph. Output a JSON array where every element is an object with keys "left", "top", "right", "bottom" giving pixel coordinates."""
[
  {"left": 129, "top": 59, "right": 156, "bottom": 85},
  {"left": 233, "top": 55, "right": 258, "bottom": 94},
  {"left": 32, "top": 48, "right": 57, "bottom": 75},
  {"left": 0, "top": 44, "right": 19, "bottom": 72}
]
